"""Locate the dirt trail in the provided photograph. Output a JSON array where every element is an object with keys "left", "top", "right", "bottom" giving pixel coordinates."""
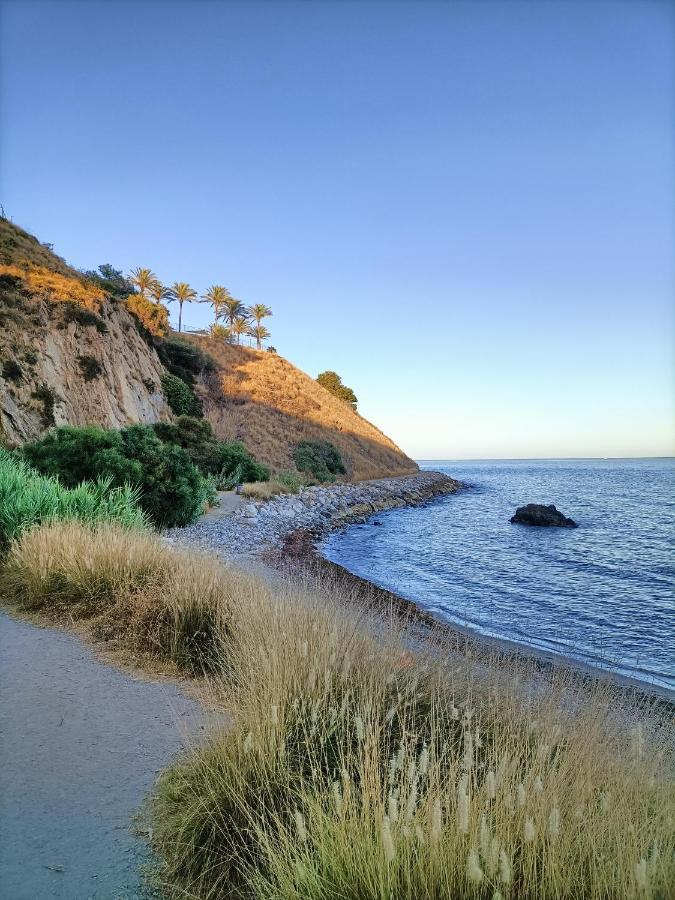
[{"left": 0, "top": 611, "right": 205, "bottom": 899}]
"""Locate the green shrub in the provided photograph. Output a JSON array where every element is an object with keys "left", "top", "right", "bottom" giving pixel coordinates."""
[
  {"left": 31, "top": 383, "right": 59, "bottom": 427},
  {"left": 20, "top": 424, "right": 209, "bottom": 529},
  {"left": 153, "top": 417, "right": 269, "bottom": 485},
  {"left": 0, "top": 450, "right": 147, "bottom": 549},
  {"left": 77, "top": 354, "right": 103, "bottom": 381},
  {"left": 153, "top": 417, "right": 222, "bottom": 474},
  {"left": 161, "top": 373, "right": 203, "bottom": 417},
  {"left": 293, "top": 440, "right": 346, "bottom": 483},
  {"left": 276, "top": 469, "right": 306, "bottom": 492},
  {"left": 2, "top": 359, "right": 22, "bottom": 382},
  {"left": 81, "top": 264, "right": 134, "bottom": 300},
  {"left": 218, "top": 442, "right": 269, "bottom": 485},
  {"left": 316, "top": 370, "right": 358, "bottom": 409},
  {"left": 156, "top": 336, "right": 215, "bottom": 384},
  {"left": 57, "top": 302, "right": 108, "bottom": 333}
]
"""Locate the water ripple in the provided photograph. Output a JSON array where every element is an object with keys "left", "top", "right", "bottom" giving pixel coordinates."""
[{"left": 321, "top": 459, "right": 675, "bottom": 691}]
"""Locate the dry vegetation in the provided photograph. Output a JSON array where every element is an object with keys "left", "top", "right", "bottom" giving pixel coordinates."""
[
  {"left": 241, "top": 479, "right": 295, "bottom": 499},
  {"left": 2, "top": 518, "right": 673, "bottom": 898},
  {"left": 188, "top": 336, "right": 418, "bottom": 481},
  {"left": 151, "top": 569, "right": 675, "bottom": 900},
  {"left": 0, "top": 264, "right": 105, "bottom": 310},
  {"left": 1, "top": 521, "right": 240, "bottom": 673},
  {"left": 0, "top": 217, "right": 76, "bottom": 275}
]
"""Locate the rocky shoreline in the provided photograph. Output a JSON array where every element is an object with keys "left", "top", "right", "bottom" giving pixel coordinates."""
[{"left": 168, "top": 470, "right": 461, "bottom": 559}]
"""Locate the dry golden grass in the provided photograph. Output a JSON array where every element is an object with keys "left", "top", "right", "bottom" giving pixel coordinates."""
[
  {"left": 0, "top": 217, "right": 75, "bottom": 274},
  {"left": 0, "top": 264, "right": 105, "bottom": 310},
  {"left": 241, "top": 479, "right": 295, "bottom": 500},
  {"left": 187, "top": 336, "right": 418, "bottom": 481},
  {"left": 0, "top": 521, "right": 248, "bottom": 672},
  {"left": 1, "top": 519, "right": 672, "bottom": 897},
  {"left": 151, "top": 572, "right": 675, "bottom": 900}
]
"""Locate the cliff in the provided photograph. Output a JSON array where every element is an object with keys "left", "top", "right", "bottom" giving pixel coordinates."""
[
  {"left": 0, "top": 220, "right": 171, "bottom": 444},
  {"left": 0, "top": 218, "right": 417, "bottom": 480}
]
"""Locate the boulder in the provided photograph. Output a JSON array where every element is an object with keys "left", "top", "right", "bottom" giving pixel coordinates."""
[{"left": 510, "top": 504, "right": 577, "bottom": 528}]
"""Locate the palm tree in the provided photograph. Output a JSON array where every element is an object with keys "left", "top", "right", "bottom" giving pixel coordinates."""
[
  {"left": 209, "top": 322, "right": 233, "bottom": 342},
  {"left": 148, "top": 279, "right": 171, "bottom": 306},
  {"left": 168, "top": 282, "right": 197, "bottom": 332},
  {"left": 221, "top": 296, "right": 248, "bottom": 329},
  {"left": 248, "top": 303, "right": 273, "bottom": 329},
  {"left": 231, "top": 314, "right": 250, "bottom": 345},
  {"left": 247, "top": 322, "right": 270, "bottom": 350},
  {"left": 201, "top": 285, "right": 232, "bottom": 323},
  {"left": 129, "top": 267, "right": 157, "bottom": 298}
]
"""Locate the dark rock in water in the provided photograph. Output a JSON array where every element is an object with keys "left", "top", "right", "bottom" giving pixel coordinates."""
[{"left": 510, "top": 504, "right": 577, "bottom": 528}]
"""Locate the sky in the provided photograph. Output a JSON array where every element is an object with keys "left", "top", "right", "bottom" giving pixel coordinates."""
[{"left": 1, "top": 0, "right": 673, "bottom": 459}]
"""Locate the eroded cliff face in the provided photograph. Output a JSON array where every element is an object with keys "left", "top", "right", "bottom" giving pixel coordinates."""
[{"left": 0, "top": 277, "right": 171, "bottom": 446}]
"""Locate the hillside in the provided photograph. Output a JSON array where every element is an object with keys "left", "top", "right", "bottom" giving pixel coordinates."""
[
  {"left": 191, "top": 337, "right": 417, "bottom": 480},
  {"left": 0, "top": 218, "right": 416, "bottom": 479}
]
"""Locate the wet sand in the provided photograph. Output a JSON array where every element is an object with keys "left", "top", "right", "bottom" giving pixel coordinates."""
[{"left": 0, "top": 612, "right": 205, "bottom": 900}]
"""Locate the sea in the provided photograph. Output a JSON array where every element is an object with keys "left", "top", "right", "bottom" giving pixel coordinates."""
[{"left": 320, "top": 458, "right": 675, "bottom": 694}]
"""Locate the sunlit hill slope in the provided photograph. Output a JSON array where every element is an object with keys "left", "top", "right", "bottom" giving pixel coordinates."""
[{"left": 0, "top": 218, "right": 416, "bottom": 480}]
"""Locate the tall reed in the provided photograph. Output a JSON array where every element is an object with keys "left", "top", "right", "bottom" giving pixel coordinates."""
[{"left": 150, "top": 575, "right": 675, "bottom": 899}]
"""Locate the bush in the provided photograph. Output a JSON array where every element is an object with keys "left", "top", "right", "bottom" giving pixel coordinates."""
[
  {"left": 20, "top": 424, "right": 210, "bottom": 528},
  {"left": 218, "top": 442, "right": 269, "bottom": 485},
  {"left": 77, "top": 354, "right": 103, "bottom": 381},
  {"left": 156, "top": 336, "right": 215, "bottom": 384},
  {"left": 316, "top": 370, "right": 358, "bottom": 409},
  {"left": 152, "top": 417, "right": 269, "bottom": 489},
  {"left": 241, "top": 471, "right": 306, "bottom": 499},
  {"left": 0, "top": 450, "right": 147, "bottom": 549},
  {"left": 31, "top": 383, "right": 59, "bottom": 427},
  {"left": 58, "top": 302, "right": 108, "bottom": 333},
  {"left": 240, "top": 479, "right": 291, "bottom": 500},
  {"left": 1, "top": 521, "right": 235, "bottom": 673},
  {"left": 153, "top": 416, "right": 223, "bottom": 474},
  {"left": 275, "top": 469, "right": 307, "bottom": 492},
  {"left": 161, "top": 373, "right": 203, "bottom": 417},
  {"left": 126, "top": 294, "right": 169, "bottom": 337},
  {"left": 293, "top": 440, "right": 346, "bottom": 483},
  {"left": 82, "top": 264, "right": 134, "bottom": 300},
  {"left": 2, "top": 359, "right": 22, "bottom": 382}
]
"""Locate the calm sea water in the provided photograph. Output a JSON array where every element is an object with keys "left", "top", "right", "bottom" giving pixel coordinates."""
[{"left": 320, "top": 459, "right": 675, "bottom": 692}]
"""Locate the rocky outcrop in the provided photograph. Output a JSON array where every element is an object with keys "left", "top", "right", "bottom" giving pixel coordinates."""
[
  {"left": 169, "top": 471, "right": 461, "bottom": 558},
  {"left": 0, "top": 288, "right": 172, "bottom": 446},
  {"left": 510, "top": 504, "right": 577, "bottom": 528}
]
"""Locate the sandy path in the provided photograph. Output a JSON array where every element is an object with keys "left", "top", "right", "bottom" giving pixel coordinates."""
[{"left": 0, "top": 611, "right": 205, "bottom": 900}]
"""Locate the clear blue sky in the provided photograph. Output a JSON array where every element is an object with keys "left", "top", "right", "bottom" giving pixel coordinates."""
[{"left": 2, "top": 0, "right": 673, "bottom": 459}]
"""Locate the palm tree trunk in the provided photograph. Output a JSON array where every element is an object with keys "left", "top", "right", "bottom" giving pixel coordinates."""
[{"left": 178, "top": 301, "right": 183, "bottom": 332}]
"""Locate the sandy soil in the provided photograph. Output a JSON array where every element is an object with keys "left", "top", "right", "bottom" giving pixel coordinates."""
[{"left": 0, "top": 611, "right": 206, "bottom": 900}]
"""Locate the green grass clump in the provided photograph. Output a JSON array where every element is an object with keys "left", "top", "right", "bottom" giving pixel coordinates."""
[{"left": 0, "top": 450, "right": 147, "bottom": 549}]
